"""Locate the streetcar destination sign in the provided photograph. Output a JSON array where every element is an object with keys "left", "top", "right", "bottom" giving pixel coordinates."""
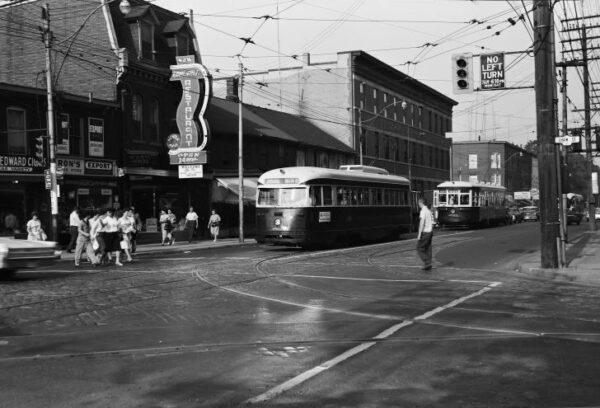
[{"left": 480, "top": 53, "right": 505, "bottom": 90}]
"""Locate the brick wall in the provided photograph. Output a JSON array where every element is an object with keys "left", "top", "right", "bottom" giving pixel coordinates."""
[{"left": 0, "top": 0, "right": 118, "bottom": 102}]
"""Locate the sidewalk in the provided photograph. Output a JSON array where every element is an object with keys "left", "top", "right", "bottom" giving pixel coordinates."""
[
  {"left": 515, "top": 228, "right": 600, "bottom": 284},
  {"left": 59, "top": 237, "right": 255, "bottom": 262}
]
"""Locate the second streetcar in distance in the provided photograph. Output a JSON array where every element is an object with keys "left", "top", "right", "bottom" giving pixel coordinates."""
[
  {"left": 433, "top": 181, "right": 508, "bottom": 228},
  {"left": 255, "top": 165, "right": 411, "bottom": 247}
]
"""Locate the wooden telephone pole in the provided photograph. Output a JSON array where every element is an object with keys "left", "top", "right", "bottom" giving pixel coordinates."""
[{"left": 534, "top": 0, "right": 560, "bottom": 268}]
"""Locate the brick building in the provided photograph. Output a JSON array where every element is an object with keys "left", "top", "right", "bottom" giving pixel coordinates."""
[
  {"left": 451, "top": 140, "right": 537, "bottom": 198},
  {"left": 0, "top": 0, "right": 354, "bottom": 238},
  {"left": 237, "top": 51, "right": 458, "bottom": 194}
]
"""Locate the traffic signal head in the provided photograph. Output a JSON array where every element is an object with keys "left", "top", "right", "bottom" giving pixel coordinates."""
[
  {"left": 452, "top": 53, "right": 474, "bottom": 94},
  {"left": 34, "top": 136, "right": 45, "bottom": 162},
  {"left": 570, "top": 129, "right": 582, "bottom": 152}
]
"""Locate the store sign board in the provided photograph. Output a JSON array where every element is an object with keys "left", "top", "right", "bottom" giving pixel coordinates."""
[
  {"left": 0, "top": 155, "right": 44, "bottom": 173},
  {"left": 88, "top": 117, "right": 104, "bottom": 157},
  {"left": 178, "top": 164, "right": 203, "bottom": 179},
  {"left": 169, "top": 147, "right": 207, "bottom": 165},
  {"left": 168, "top": 55, "right": 211, "bottom": 165},
  {"left": 55, "top": 158, "right": 116, "bottom": 177}
]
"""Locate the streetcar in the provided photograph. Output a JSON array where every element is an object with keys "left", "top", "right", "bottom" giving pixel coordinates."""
[
  {"left": 433, "top": 181, "right": 508, "bottom": 228},
  {"left": 566, "top": 193, "right": 584, "bottom": 225},
  {"left": 255, "top": 165, "right": 412, "bottom": 247}
]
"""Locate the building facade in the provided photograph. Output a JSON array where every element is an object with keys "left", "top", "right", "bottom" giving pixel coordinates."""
[
  {"left": 236, "top": 51, "right": 458, "bottom": 194},
  {"left": 0, "top": 0, "right": 354, "bottom": 238},
  {"left": 451, "top": 141, "right": 537, "bottom": 199}
]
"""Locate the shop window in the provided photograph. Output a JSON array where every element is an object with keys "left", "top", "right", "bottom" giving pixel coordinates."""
[
  {"left": 6, "top": 107, "right": 26, "bottom": 155},
  {"left": 150, "top": 98, "right": 160, "bottom": 142},
  {"left": 132, "top": 93, "right": 143, "bottom": 140}
]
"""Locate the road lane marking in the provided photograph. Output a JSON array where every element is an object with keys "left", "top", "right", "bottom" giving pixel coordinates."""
[
  {"left": 245, "top": 281, "right": 502, "bottom": 405},
  {"left": 281, "top": 274, "right": 495, "bottom": 285}
]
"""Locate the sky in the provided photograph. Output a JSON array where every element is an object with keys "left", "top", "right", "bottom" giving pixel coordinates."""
[{"left": 153, "top": 0, "right": 599, "bottom": 148}]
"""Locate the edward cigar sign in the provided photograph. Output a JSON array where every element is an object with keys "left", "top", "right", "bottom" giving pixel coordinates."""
[{"left": 168, "top": 55, "right": 211, "bottom": 166}]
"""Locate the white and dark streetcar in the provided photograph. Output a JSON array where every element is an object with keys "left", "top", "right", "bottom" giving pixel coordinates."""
[
  {"left": 433, "top": 181, "right": 507, "bottom": 228},
  {"left": 255, "top": 165, "right": 412, "bottom": 247}
]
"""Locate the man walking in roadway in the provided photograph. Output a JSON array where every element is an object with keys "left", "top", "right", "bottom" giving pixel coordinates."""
[
  {"left": 66, "top": 207, "right": 80, "bottom": 253},
  {"left": 416, "top": 197, "right": 434, "bottom": 270}
]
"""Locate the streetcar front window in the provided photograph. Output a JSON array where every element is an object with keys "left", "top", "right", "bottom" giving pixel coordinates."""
[{"left": 257, "top": 187, "right": 308, "bottom": 207}]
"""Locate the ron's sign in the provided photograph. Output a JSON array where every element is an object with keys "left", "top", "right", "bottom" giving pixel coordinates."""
[{"left": 480, "top": 53, "right": 505, "bottom": 90}]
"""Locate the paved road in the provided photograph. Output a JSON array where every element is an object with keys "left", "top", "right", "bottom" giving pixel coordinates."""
[{"left": 0, "top": 223, "right": 598, "bottom": 407}]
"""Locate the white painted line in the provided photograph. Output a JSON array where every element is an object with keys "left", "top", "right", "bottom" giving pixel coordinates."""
[
  {"left": 282, "top": 274, "right": 495, "bottom": 285},
  {"left": 245, "top": 281, "right": 501, "bottom": 405},
  {"left": 193, "top": 271, "right": 401, "bottom": 320}
]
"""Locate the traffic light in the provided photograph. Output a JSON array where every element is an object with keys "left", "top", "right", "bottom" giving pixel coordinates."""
[
  {"left": 34, "top": 136, "right": 45, "bottom": 163},
  {"left": 452, "top": 53, "right": 474, "bottom": 94},
  {"left": 570, "top": 129, "right": 582, "bottom": 152}
]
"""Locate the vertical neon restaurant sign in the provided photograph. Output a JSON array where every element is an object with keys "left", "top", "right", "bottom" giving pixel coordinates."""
[{"left": 168, "top": 55, "right": 212, "bottom": 165}]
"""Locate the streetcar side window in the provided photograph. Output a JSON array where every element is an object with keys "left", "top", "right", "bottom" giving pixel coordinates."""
[
  {"left": 350, "top": 188, "right": 358, "bottom": 206},
  {"left": 310, "top": 186, "right": 322, "bottom": 206},
  {"left": 323, "top": 186, "right": 333, "bottom": 206},
  {"left": 280, "top": 188, "right": 308, "bottom": 206},
  {"left": 337, "top": 187, "right": 349, "bottom": 206},
  {"left": 460, "top": 192, "right": 470, "bottom": 206}
]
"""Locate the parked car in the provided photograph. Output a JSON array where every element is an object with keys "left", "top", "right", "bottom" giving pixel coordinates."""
[
  {"left": 507, "top": 207, "right": 524, "bottom": 223},
  {"left": 585, "top": 207, "right": 600, "bottom": 221},
  {"left": 0, "top": 237, "right": 61, "bottom": 277},
  {"left": 521, "top": 206, "right": 540, "bottom": 222}
]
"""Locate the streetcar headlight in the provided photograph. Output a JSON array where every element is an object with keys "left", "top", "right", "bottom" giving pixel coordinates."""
[{"left": 274, "top": 218, "right": 281, "bottom": 226}]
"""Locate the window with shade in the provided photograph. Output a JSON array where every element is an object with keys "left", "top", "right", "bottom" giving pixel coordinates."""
[
  {"left": 141, "top": 22, "right": 154, "bottom": 61},
  {"left": 6, "top": 107, "right": 26, "bottom": 155},
  {"left": 150, "top": 99, "right": 159, "bottom": 142},
  {"left": 132, "top": 94, "right": 143, "bottom": 140}
]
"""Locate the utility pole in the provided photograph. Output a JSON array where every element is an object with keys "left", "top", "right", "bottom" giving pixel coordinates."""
[
  {"left": 582, "top": 26, "right": 597, "bottom": 231},
  {"left": 534, "top": 0, "right": 559, "bottom": 268},
  {"left": 43, "top": 4, "right": 59, "bottom": 241},
  {"left": 238, "top": 61, "right": 244, "bottom": 243}
]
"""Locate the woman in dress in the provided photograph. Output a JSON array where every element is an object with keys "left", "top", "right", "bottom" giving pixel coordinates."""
[
  {"left": 74, "top": 212, "right": 99, "bottom": 267},
  {"left": 166, "top": 209, "right": 177, "bottom": 245},
  {"left": 159, "top": 210, "right": 168, "bottom": 246},
  {"left": 101, "top": 208, "right": 123, "bottom": 266},
  {"left": 207, "top": 209, "right": 221, "bottom": 242},
  {"left": 26, "top": 211, "right": 44, "bottom": 241},
  {"left": 117, "top": 209, "right": 134, "bottom": 263}
]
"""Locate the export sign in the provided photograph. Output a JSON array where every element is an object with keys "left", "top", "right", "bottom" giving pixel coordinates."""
[
  {"left": 56, "top": 158, "right": 116, "bottom": 176},
  {"left": 480, "top": 53, "right": 505, "bottom": 90},
  {"left": 88, "top": 117, "right": 104, "bottom": 157}
]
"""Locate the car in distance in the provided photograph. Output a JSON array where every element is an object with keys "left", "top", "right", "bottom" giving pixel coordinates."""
[
  {"left": 0, "top": 237, "right": 61, "bottom": 276},
  {"left": 585, "top": 207, "right": 600, "bottom": 222},
  {"left": 521, "top": 206, "right": 540, "bottom": 222},
  {"left": 507, "top": 207, "right": 524, "bottom": 223}
]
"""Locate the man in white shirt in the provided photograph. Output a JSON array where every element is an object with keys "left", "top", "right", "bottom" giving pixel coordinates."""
[
  {"left": 184, "top": 206, "right": 199, "bottom": 243},
  {"left": 416, "top": 198, "right": 434, "bottom": 270},
  {"left": 66, "top": 207, "right": 80, "bottom": 253}
]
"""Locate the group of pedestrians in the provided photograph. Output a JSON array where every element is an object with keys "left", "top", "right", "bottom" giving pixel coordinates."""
[
  {"left": 160, "top": 206, "right": 221, "bottom": 245},
  {"left": 65, "top": 207, "right": 142, "bottom": 267}
]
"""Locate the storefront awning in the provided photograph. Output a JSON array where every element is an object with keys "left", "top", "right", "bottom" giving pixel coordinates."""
[{"left": 213, "top": 177, "right": 258, "bottom": 204}]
